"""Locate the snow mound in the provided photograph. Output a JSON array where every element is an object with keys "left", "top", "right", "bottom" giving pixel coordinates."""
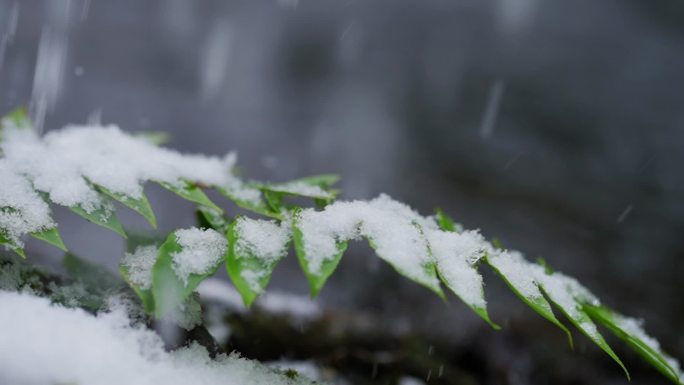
[{"left": 0, "top": 290, "right": 318, "bottom": 385}]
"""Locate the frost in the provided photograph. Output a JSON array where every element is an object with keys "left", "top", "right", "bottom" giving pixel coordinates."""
[
  {"left": 172, "top": 228, "right": 227, "bottom": 285},
  {"left": 234, "top": 217, "right": 290, "bottom": 263},
  {"left": 0, "top": 290, "right": 317, "bottom": 385},
  {"left": 122, "top": 245, "right": 159, "bottom": 290},
  {"left": 297, "top": 194, "right": 438, "bottom": 287}
]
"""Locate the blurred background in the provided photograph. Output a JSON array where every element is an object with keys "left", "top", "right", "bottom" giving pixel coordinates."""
[{"left": 1, "top": 0, "right": 682, "bottom": 384}]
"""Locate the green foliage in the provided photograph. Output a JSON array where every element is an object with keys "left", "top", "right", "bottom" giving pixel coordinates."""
[
  {"left": 69, "top": 196, "right": 127, "bottom": 238},
  {"left": 1, "top": 108, "right": 681, "bottom": 385},
  {"left": 157, "top": 180, "right": 223, "bottom": 213},
  {"left": 292, "top": 212, "right": 348, "bottom": 298},
  {"left": 31, "top": 227, "right": 68, "bottom": 252},
  {"left": 226, "top": 219, "right": 288, "bottom": 306},
  {"left": 151, "top": 232, "right": 222, "bottom": 317},
  {"left": 97, "top": 185, "right": 157, "bottom": 229}
]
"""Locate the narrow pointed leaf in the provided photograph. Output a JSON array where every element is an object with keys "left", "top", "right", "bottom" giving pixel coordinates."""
[
  {"left": 196, "top": 206, "right": 230, "bottom": 232},
  {"left": 539, "top": 281, "right": 630, "bottom": 380},
  {"left": 217, "top": 185, "right": 281, "bottom": 219},
  {"left": 435, "top": 208, "right": 457, "bottom": 232},
  {"left": 0, "top": 233, "right": 25, "bottom": 258},
  {"left": 366, "top": 235, "right": 446, "bottom": 300},
  {"left": 226, "top": 218, "right": 290, "bottom": 306},
  {"left": 157, "top": 180, "right": 223, "bottom": 213},
  {"left": 291, "top": 174, "right": 340, "bottom": 188},
  {"left": 97, "top": 185, "right": 157, "bottom": 229},
  {"left": 585, "top": 305, "right": 683, "bottom": 385},
  {"left": 120, "top": 263, "right": 155, "bottom": 313},
  {"left": 69, "top": 196, "right": 126, "bottom": 238},
  {"left": 292, "top": 213, "right": 347, "bottom": 297},
  {"left": 31, "top": 227, "right": 68, "bottom": 252},
  {"left": 430, "top": 220, "right": 498, "bottom": 328},
  {"left": 485, "top": 251, "right": 573, "bottom": 346},
  {"left": 151, "top": 232, "right": 222, "bottom": 317}
]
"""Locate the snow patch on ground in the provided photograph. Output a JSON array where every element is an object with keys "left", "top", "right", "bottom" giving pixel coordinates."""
[{"left": 0, "top": 290, "right": 318, "bottom": 385}]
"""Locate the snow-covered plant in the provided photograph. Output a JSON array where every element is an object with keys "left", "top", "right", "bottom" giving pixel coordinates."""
[{"left": 0, "top": 108, "right": 681, "bottom": 384}]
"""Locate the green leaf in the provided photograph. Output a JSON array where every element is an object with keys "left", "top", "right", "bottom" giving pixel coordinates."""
[
  {"left": 262, "top": 190, "right": 284, "bottom": 213},
  {"left": 97, "top": 185, "right": 157, "bottom": 229},
  {"left": 585, "top": 305, "right": 683, "bottom": 385},
  {"left": 1, "top": 106, "right": 32, "bottom": 130},
  {"left": 151, "top": 232, "right": 222, "bottom": 317},
  {"left": 435, "top": 208, "right": 457, "bottom": 232},
  {"left": 539, "top": 282, "right": 630, "bottom": 380},
  {"left": 292, "top": 212, "right": 347, "bottom": 297},
  {"left": 69, "top": 196, "right": 126, "bottom": 238},
  {"left": 120, "top": 263, "right": 155, "bottom": 313},
  {"left": 217, "top": 186, "right": 281, "bottom": 219},
  {"left": 432, "top": 217, "right": 499, "bottom": 329},
  {"left": 0, "top": 232, "right": 25, "bottom": 258},
  {"left": 31, "top": 227, "right": 68, "bottom": 252},
  {"left": 367, "top": 234, "right": 446, "bottom": 300},
  {"left": 196, "top": 206, "right": 230, "bottom": 232},
  {"left": 157, "top": 180, "right": 223, "bottom": 214},
  {"left": 485, "top": 252, "right": 574, "bottom": 347},
  {"left": 226, "top": 220, "right": 288, "bottom": 307},
  {"left": 254, "top": 174, "right": 340, "bottom": 202},
  {"left": 133, "top": 131, "right": 171, "bottom": 145},
  {"left": 291, "top": 174, "right": 340, "bottom": 188}
]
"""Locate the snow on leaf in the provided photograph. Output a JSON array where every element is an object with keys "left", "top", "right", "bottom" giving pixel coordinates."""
[
  {"left": 97, "top": 184, "right": 157, "bottom": 229},
  {"left": 157, "top": 180, "right": 223, "bottom": 214},
  {"left": 69, "top": 193, "right": 126, "bottom": 238},
  {"left": 428, "top": 227, "right": 498, "bottom": 329},
  {"left": 485, "top": 249, "right": 573, "bottom": 346},
  {"left": 536, "top": 271, "right": 629, "bottom": 380},
  {"left": 585, "top": 306, "right": 683, "bottom": 385},
  {"left": 152, "top": 228, "right": 226, "bottom": 317},
  {"left": 295, "top": 195, "right": 443, "bottom": 298},
  {"left": 226, "top": 217, "right": 291, "bottom": 306}
]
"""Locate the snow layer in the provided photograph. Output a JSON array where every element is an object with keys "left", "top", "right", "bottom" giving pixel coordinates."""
[
  {"left": 0, "top": 290, "right": 316, "bottom": 385},
  {"left": 234, "top": 217, "right": 290, "bottom": 263},
  {"left": 0, "top": 160, "right": 54, "bottom": 246},
  {"left": 122, "top": 245, "right": 159, "bottom": 290},
  {"left": 297, "top": 194, "right": 438, "bottom": 287},
  {"left": 172, "top": 228, "right": 227, "bottom": 285},
  {"left": 426, "top": 229, "right": 487, "bottom": 308},
  {"left": 0, "top": 124, "right": 252, "bottom": 212}
]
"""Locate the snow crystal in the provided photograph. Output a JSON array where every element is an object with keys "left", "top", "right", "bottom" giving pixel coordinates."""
[
  {"left": 122, "top": 245, "right": 158, "bottom": 290},
  {"left": 234, "top": 217, "right": 290, "bottom": 262},
  {"left": 172, "top": 228, "right": 227, "bottom": 285},
  {"left": 426, "top": 229, "right": 487, "bottom": 308},
  {"left": 0, "top": 160, "right": 54, "bottom": 246},
  {"left": 0, "top": 290, "right": 316, "bottom": 385},
  {"left": 297, "top": 194, "right": 438, "bottom": 287}
]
